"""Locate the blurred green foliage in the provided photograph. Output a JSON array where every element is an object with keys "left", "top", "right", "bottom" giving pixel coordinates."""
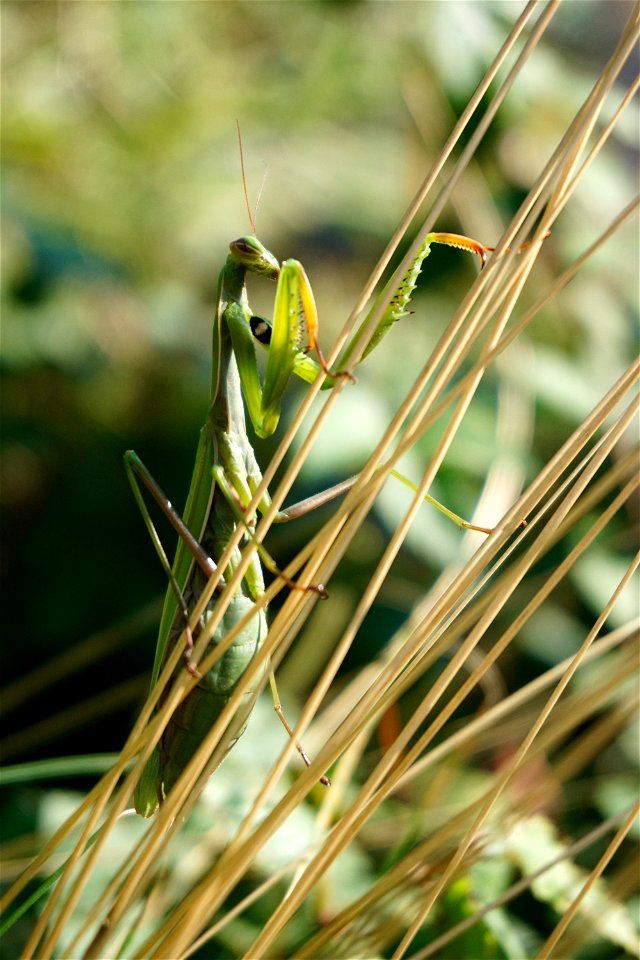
[
  {"left": 1, "top": 0, "right": 637, "bottom": 843},
  {"left": 1, "top": 3, "right": 638, "bottom": 958}
]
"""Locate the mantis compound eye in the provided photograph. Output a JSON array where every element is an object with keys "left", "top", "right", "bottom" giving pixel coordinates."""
[{"left": 230, "top": 238, "right": 256, "bottom": 256}]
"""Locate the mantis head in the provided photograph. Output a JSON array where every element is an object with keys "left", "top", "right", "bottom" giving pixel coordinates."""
[{"left": 229, "top": 236, "right": 280, "bottom": 280}]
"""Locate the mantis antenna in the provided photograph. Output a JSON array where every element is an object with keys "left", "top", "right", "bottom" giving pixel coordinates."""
[{"left": 236, "top": 120, "right": 267, "bottom": 234}]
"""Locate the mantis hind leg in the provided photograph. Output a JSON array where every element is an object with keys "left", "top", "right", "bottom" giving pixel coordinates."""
[{"left": 274, "top": 465, "right": 499, "bottom": 533}]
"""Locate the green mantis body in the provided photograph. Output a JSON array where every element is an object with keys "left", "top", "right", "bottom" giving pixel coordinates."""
[{"left": 127, "top": 231, "right": 490, "bottom": 817}]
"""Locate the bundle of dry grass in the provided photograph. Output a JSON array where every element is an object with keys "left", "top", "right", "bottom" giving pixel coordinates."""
[{"left": 2, "top": 4, "right": 638, "bottom": 958}]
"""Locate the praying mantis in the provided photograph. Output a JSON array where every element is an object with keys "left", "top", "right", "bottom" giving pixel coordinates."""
[{"left": 126, "top": 180, "right": 495, "bottom": 817}]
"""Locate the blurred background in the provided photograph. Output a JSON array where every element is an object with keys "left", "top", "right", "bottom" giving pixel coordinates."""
[{"left": 1, "top": 0, "right": 637, "bottom": 834}]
